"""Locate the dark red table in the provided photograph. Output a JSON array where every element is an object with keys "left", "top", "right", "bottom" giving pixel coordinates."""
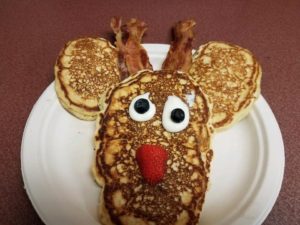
[{"left": 1, "top": 1, "right": 299, "bottom": 224}]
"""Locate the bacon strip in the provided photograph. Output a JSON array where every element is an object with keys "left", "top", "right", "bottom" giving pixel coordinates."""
[
  {"left": 162, "top": 20, "right": 196, "bottom": 73},
  {"left": 111, "top": 17, "right": 153, "bottom": 80}
]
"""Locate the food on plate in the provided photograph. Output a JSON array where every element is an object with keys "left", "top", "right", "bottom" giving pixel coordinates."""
[
  {"left": 53, "top": 15, "right": 262, "bottom": 224},
  {"left": 54, "top": 18, "right": 151, "bottom": 120},
  {"left": 54, "top": 37, "right": 119, "bottom": 120},
  {"left": 189, "top": 42, "right": 262, "bottom": 131},
  {"left": 162, "top": 19, "right": 195, "bottom": 73},
  {"left": 93, "top": 70, "right": 213, "bottom": 225},
  {"left": 111, "top": 17, "right": 153, "bottom": 79},
  {"left": 93, "top": 20, "right": 214, "bottom": 225}
]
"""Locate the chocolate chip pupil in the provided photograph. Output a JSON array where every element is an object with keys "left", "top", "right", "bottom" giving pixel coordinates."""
[
  {"left": 134, "top": 98, "right": 150, "bottom": 114},
  {"left": 171, "top": 108, "right": 185, "bottom": 123}
]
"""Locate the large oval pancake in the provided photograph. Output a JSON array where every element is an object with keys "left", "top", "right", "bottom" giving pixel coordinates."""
[
  {"left": 189, "top": 42, "right": 262, "bottom": 131},
  {"left": 93, "top": 70, "right": 213, "bottom": 225},
  {"left": 55, "top": 37, "right": 120, "bottom": 120}
]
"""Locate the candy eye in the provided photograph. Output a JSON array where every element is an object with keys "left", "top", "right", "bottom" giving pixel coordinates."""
[
  {"left": 162, "top": 96, "right": 190, "bottom": 132},
  {"left": 129, "top": 93, "right": 156, "bottom": 122}
]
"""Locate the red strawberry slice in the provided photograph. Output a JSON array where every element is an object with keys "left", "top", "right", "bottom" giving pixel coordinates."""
[{"left": 136, "top": 144, "right": 168, "bottom": 185}]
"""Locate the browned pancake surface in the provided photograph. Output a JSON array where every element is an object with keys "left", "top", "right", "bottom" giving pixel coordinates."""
[
  {"left": 95, "top": 70, "right": 213, "bottom": 225},
  {"left": 55, "top": 37, "right": 120, "bottom": 120},
  {"left": 189, "top": 42, "right": 261, "bottom": 130}
]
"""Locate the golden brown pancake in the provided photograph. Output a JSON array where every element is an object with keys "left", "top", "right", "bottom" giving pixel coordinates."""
[
  {"left": 54, "top": 37, "right": 120, "bottom": 120},
  {"left": 93, "top": 70, "right": 213, "bottom": 225},
  {"left": 54, "top": 17, "right": 153, "bottom": 121},
  {"left": 189, "top": 41, "right": 262, "bottom": 131}
]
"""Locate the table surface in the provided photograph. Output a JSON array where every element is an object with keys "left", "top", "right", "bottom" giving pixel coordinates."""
[{"left": 0, "top": 0, "right": 299, "bottom": 224}]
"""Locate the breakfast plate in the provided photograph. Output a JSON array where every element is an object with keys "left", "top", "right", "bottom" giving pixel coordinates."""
[{"left": 21, "top": 44, "right": 284, "bottom": 225}]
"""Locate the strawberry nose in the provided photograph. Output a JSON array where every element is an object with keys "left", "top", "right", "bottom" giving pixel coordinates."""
[{"left": 136, "top": 144, "right": 168, "bottom": 185}]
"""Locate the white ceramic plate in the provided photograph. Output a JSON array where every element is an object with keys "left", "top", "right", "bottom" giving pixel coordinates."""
[{"left": 21, "top": 44, "right": 284, "bottom": 225}]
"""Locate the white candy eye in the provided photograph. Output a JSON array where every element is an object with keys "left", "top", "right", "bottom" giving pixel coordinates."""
[
  {"left": 129, "top": 93, "right": 156, "bottom": 122},
  {"left": 162, "top": 96, "right": 190, "bottom": 132}
]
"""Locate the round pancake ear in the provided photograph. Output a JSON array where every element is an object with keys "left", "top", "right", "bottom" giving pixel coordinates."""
[
  {"left": 189, "top": 42, "right": 262, "bottom": 131},
  {"left": 54, "top": 38, "right": 121, "bottom": 121}
]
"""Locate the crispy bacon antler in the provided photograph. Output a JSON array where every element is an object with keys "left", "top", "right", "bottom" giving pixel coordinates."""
[
  {"left": 111, "top": 17, "right": 153, "bottom": 79},
  {"left": 162, "top": 20, "right": 196, "bottom": 73}
]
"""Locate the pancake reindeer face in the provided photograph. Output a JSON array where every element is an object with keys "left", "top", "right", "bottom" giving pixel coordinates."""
[{"left": 94, "top": 70, "right": 213, "bottom": 225}]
